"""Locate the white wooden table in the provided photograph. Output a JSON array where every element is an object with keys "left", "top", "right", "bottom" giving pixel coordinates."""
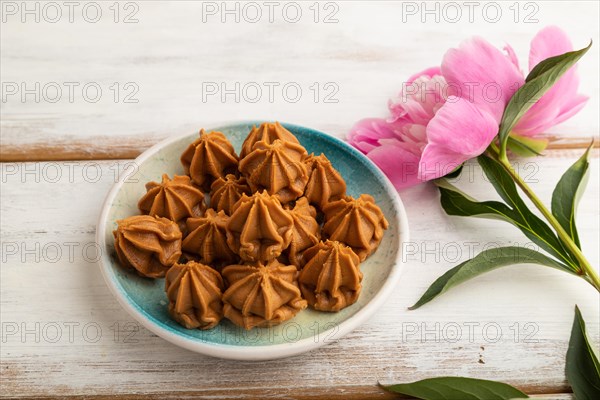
[{"left": 1, "top": 1, "right": 599, "bottom": 398}]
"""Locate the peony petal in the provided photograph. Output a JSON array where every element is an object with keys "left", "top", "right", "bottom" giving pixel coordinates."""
[
  {"left": 552, "top": 94, "right": 589, "bottom": 125},
  {"left": 418, "top": 145, "right": 465, "bottom": 182},
  {"left": 367, "top": 143, "right": 423, "bottom": 190},
  {"left": 515, "top": 26, "right": 586, "bottom": 136},
  {"left": 379, "top": 138, "right": 422, "bottom": 157},
  {"left": 529, "top": 26, "right": 574, "bottom": 70},
  {"left": 389, "top": 74, "right": 447, "bottom": 124},
  {"left": 419, "top": 97, "right": 498, "bottom": 181},
  {"left": 403, "top": 124, "right": 428, "bottom": 150},
  {"left": 352, "top": 140, "right": 377, "bottom": 155},
  {"left": 515, "top": 94, "right": 588, "bottom": 136},
  {"left": 348, "top": 118, "right": 397, "bottom": 153},
  {"left": 504, "top": 44, "right": 521, "bottom": 71},
  {"left": 348, "top": 118, "right": 427, "bottom": 189},
  {"left": 426, "top": 97, "right": 499, "bottom": 154},
  {"left": 389, "top": 95, "right": 434, "bottom": 124},
  {"left": 442, "top": 37, "right": 524, "bottom": 121}
]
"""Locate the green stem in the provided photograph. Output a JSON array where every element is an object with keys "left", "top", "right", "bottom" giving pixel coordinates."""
[{"left": 493, "top": 151, "right": 600, "bottom": 292}]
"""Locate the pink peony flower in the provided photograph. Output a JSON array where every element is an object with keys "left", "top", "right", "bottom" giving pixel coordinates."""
[
  {"left": 348, "top": 26, "right": 587, "bottom": 189},
  {"left": 419, "top": 36, "right": 523, "bottom": 181}
]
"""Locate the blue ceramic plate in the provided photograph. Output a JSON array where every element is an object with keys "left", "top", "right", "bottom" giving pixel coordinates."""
[{"left": 97, "top": 121, "right": 408, "bottom": 360}]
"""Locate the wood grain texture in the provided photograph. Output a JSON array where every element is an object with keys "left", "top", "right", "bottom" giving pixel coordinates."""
[
  {"left": 1, "top": 1, "right": 599, "bottom": 158},
  {"left": 1, "top": 156, "right": 598, "bottom": 398},
  {"left": 0, "top": 392, "right": 578, "bottom": 400},
  {"left": 1, "top": 133, "right": 598, "bottom": 162}
]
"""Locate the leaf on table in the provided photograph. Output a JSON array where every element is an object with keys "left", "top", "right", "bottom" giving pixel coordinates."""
[
  {"left": 498, "top": 42, "right": 592, "bottom": 149},
  {"left": 409, "top": 246, "right": 573, "bottom": 310},
  {"left": 551, "top": 145, "right": 592, "bottom": 249},
  {"left": 439, "top": 182, "right": 524, "bottom": 227},
  {"left": 477, "top": 155, "right": 578, "bottom": 268},
  {"left": 438, "top": 162, "right": 577, "bottom": 271},
  {"left": 566, "top": 305, "right": 600, "bottom": 399},
  {"left": 382, "top": 377, "right": 529, "bottom": 399}
]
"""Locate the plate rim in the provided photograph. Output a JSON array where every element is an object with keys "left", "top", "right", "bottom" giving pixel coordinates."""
[{"left": 96, "top": 120, "right": 410, "bottom": 360}]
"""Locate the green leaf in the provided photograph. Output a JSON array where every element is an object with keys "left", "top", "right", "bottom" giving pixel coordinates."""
[
  {"left": 445, "top": 164, "right": 464, "bottom": 179},
  {"left": 409, "top": 246, "right": 573, "bottom": 310},
  {"left": 476, "top": 155, "right": 577, "bottom": 268},
  {"left": 382, "top": 377, "right": 529, "bottom": 399},
  {"left": 507, "top": 134, "right": 548, "bottom": 157},
  {"left": 527, "top": 42, "right": 592, "bottom": 82},
  {"left": 498, "top": 42, "right": 591, "bottom": 151},
  {"left": 566, "top": 306, "right": 600, "bottom": 399},
  {"left": 551, "top": 145, "right": 592, "bottom": 249},
  {"left": 439, "top": 181, "right": 520, "bottom": 224},
  {"left": 476, "top": 155, "right": 527, "bottom": 206},
  {"left": 437, "top": 158, "right": 577, "bottom": 271}
]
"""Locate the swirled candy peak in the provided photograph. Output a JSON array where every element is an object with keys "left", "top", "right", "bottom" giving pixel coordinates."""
[
  {"left": 222, "top": 259, "right": 307, "bottom": 329},
  {"left": 113, "top": 215, "right": 182, "bottom": 278},
  {"left": 284, "top": 197, "right": 320, "bottom": 268},
  {"left": 183, "top": 209, "right": 237, "bottom": 268},
  {"left": 138, "top": 174, "right": 205, "bottom": 222},
  {"left": 240, "top": 121, "right": 300, "bottom": 159},
  {"left": 165, "top": 261, "right": 224, "bottom": 330},
  {"left": 239, "top": 139, "right": 308, "bottom": 203},
  {"left": 303, "top": 153, "right": 346, "bottom": 209},
  {"left": 299, "top": 240, "right": 362, "bottom": 312},
  {"left": 210, "top": 174, "right": 250, "bottom": 215},
  {"left": 226, "top": 191, "right": 293, "bottom": 262},
  {"left": 181, "top": 129, "right": 239, "bottom": 191},
  {"left": 323, "top": 194, "right": 388, "bottom": 261}
]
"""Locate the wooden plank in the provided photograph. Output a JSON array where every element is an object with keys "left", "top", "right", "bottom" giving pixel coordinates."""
[
  {"left": 2, "top": 1, "right": 599, "bottom": 161},
  {"left": 1, "top": 133, "right": 597, "bottom": 162},
  {"left": 0, "top": 391, "right": 577, "bottom": 400},
  {"left": 1, "top": 157, "right": 598, "bottom": 398}
]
